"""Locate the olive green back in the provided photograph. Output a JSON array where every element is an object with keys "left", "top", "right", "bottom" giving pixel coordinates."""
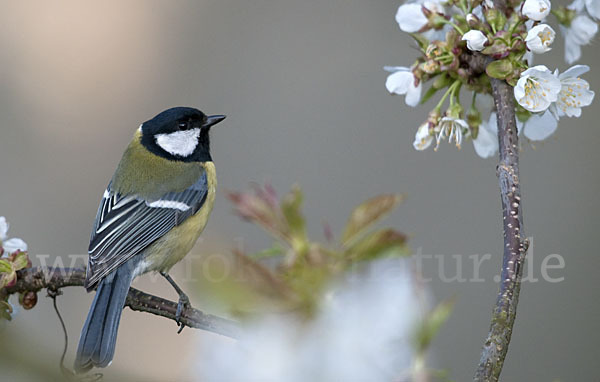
[{"left": 111, "top": 131, "right": 205, "bottom": 200}]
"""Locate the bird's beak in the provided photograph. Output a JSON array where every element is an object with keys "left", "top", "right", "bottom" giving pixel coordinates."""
[{"left": 203, "top": 115, "right": 226, "bottom": 128}]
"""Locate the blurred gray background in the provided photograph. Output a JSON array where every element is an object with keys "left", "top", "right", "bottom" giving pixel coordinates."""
[{"left": 0, "top": 0, "right": 597, "bottom": 381}]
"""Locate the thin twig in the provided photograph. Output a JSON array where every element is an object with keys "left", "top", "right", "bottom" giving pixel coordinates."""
[
  {"left": 473, "top": 71, "right": 529, "bottom": 379},
  {"left": 1, "top": 267, "right": 240, "bottom": 339}
]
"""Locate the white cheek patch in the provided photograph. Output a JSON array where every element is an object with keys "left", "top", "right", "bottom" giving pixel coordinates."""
[{"left": 155, "top": 128, "right": 201, "bottom": 157}]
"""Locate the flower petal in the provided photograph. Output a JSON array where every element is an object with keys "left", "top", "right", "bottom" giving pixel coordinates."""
[
  {"left": 473, "top": 118, "right": 498, "bottom": 158},
  {"left": 405, "top": 81, "right": 422, "bottom": 107},
  {"left": 568, "top": 15, "right": 598, "bottom": 45},
  {"left": 523, "top": 111, "right": 558, "bottom": 140},
  {"left": 559, "top": 64, "right": 590, "bottom": 79},
  {"left": 413, "top": 123, "right": 433, "bottom": 150},
  {"left": 564, "top": 32, "right": 583, "bottom": 64},
  {"left": 385, "top": 71, "right": 413, "bottom": 95},
  {"left": 383, "top": 66, "right": 408, "bottom": 73},
  {"left": 585, "top": 0, "right": 600, "bottom": 19},
  {"left": 395, "top": 4, "right": 428, "bottom": 33}
]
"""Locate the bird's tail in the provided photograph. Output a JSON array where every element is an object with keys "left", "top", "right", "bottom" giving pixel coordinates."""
[{"left": 74, "top": 259, "right": 137, "bottom": 373}]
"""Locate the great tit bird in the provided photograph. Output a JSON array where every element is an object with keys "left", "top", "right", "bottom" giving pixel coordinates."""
[{"left": 74, "top": 107, "right": 225, "bottom": 372}]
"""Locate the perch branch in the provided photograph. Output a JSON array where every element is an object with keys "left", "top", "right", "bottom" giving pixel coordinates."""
[
  {"left": 473, "top": 70, "right": 529, "bottom": 379},
  {"left": 1, "top": 267, "right": 240, "bottom": 339}
]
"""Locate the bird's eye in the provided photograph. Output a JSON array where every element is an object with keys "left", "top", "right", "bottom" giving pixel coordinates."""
[{"left": 178, "top": 121, "right": 189, "bottom": 130}]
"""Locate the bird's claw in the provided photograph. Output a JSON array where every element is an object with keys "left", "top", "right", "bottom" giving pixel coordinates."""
[{"left": 175, "top": 293, "right": 190, "bottom": 334}]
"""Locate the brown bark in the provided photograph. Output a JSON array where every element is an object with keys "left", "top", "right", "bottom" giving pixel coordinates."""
[
  {"left": 1, "top": 267, "right": 240, "bottom": 339},
  {"left": 473, "top": 75, "right": 529, "bottom": 381}
]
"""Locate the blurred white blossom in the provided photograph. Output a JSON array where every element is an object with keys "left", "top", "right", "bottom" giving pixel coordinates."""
[
  {"left": 550, "top": 64, "right": 595, "bottom": 117},
  {"left": 384, "top": 66, "right": 422, "bottom": 107},
  {"left": 0, "top": 216, "right": 27, "bottom": 254},
  {"left": 559, "top": 14, "right": 598, "bottom": 64},
  {"left": 0, "top": 217, "right": 7, "bottom": 241},
  {"left": 462, "top": 30, "right": 488, "bottom": 51},
  {"left": 518, "top": 110, "right": 558, "bottom": 140},
  {"left": 195, "top": 259, "right": 426, "bottom": 382},
  {"left": 525, "top": 24, "right": 555, "bottom": 53},
  {"left": 514, "top": 65, "right": 561, "bottom": 112},
  {"left": 473, "top": 113, "right": 499, "bottom": 158},
  {"left": 570, "top": 0, "right": 600, "bottom": 20}
]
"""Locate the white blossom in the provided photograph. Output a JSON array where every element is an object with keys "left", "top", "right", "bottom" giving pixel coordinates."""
[
  {"left": 395, "top": 3, "right": 429, "bottom": 33},
  {"left": 559, "top": 15, "right": 598, "bottom": 64},
  {"left": 473, "top": 113, "right": 499, "bottom": 158},
  {"left": 525, "top": 24, "right": 555, "bottom": 53},
  {"left": 514, "top": 65, "right": 561, "bottom": 112},
  {"left": 396, "top": 1, "right": 445, "bottom": 33},
  {"left": 0, "top": 216, "right": 28, "bottom": 254},
  {"left": 413, "top": 122, "right": 434, "bottom": 150},
  {"left": 522, "top": 0, "right": 551, "bottom": 21},
  {"left": 484, "top": 0, "right": 495, "bottom": 7},
  {"left": 384, "top": 66, "right": 422, "bottom": 107},
  {"left": 435, "top": 117, "right": 469, "bottom": 149},
  {"left": 569, "top": 0, "right": 600, "bottom": 20},
  {"left": 462, "top": 30, "right": 488, "bottom": 51},
  {"left": 195, "top": 259, "right": 424, "bottom": 382},
  {"left": 518, "top": 110, "right": 558, "bottom": 141},
  {"left": 550, "top": 65, "right": 595, "bottom": 117}
]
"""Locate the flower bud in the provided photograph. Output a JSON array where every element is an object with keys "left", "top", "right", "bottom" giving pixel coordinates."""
[
  {"left": 19, "top": 291, "right": 37, "bottom": 310},
  {"left": 462, "top": 30, "right": 488, "bottom": 51}
]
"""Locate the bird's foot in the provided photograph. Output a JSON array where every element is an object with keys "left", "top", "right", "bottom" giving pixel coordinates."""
[
  {"left": 175, "top": 292, "right": 190, "bottom": 334},
  {"left": 160, "top": 271, "right": 191, "bottom": 334}
]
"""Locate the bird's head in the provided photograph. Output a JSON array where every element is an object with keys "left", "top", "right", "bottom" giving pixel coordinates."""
[{"left": 140, "top": 107, "right": 226, "bottom": 162}]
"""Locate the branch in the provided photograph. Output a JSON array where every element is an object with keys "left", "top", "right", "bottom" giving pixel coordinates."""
[
  {"left": 473, "top": 74, "right": 529, "bottom": 379},
  {"left": 1, "top": 267, "right": 240, "bottom": 339}
]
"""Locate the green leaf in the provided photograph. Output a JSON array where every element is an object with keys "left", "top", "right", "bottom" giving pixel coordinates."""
[
  {"left": 227, "top": 189, "right": 287, "bottom": 240},
  {"left": 506, "top": 75, "right": 518, "bottom": 87},
  {"left": 342, "top": 194, "right": 403, "bottom": 245},
  {"left": 346, "top": 229, "right": 408, "bottom": 261},
  {"left": 248, "top": 244, "right": 285, "bottom": 259},
  {"left": 486, "top": 59, "right": 514, "bottom": 79},
  {"left": 0, "top": 259, "right": 12, "bottom": 273},
  {"left": 484, "top": 7, "right": 506, "bottom": 32},
  {"left": 481, "top": 41, "right": 509, "bottom": 58},
  {"left": 0, "top": 300, "right": 12, "bottom": 321},
  {"left": 415, "top": 298, "right": 455, "bottom": 354},
  {"left": 12, "top": 251, "right": 29, "bottom": 271},
  {"left": 281, "top": 186, "right": 306, "bottom": 240}
]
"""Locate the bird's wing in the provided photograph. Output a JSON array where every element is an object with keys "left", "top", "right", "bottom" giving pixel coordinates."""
[{"left": 85, "top": 172, "right": 208, "bottom": 290}]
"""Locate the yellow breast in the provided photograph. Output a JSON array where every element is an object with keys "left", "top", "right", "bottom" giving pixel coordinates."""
[{"left": 142, "top": 161, "right": 217, "bottom": 273}]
